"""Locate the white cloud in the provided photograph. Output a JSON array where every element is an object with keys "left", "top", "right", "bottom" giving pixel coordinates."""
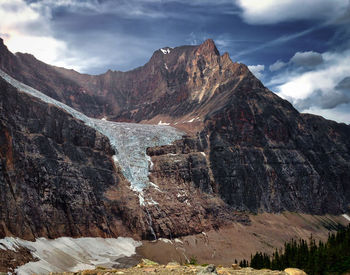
[
  {"left": 0, "top": 0, "right": 111, "bottom": 72},
  {"left": 269, "top": 60, "right": 287, "bottom": 72},
  {"left": 235, "top": 0, "right": 349, "bottom": 24},
  {"left": 270, "top": 49, "right": 350, "bottom": 123},
  {"left": 277, "top": 50, "right": 350, "bottom": 100},
  {"left": 0, "top": 0, "right": 69, "bottom": 67},
  {"left": 248, "top": 64, "right": 265, "bottom": 79}
]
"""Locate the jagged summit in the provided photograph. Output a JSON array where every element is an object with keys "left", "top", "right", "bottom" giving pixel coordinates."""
[
  {"left": 0, "top": 38, "right": 253, "bottom": 130},
  {"left": 197, "top": 38, "right": 220, "bottom": 56}
]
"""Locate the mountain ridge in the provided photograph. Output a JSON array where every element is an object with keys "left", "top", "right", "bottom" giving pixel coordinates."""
[{"left": 0, "top": 37, "right": 349, "bottom": 220}]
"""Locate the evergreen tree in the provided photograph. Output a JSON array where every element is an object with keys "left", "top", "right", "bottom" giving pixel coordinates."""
[{"left": 243, "top": 225, "right": 350, "bottom": 274}]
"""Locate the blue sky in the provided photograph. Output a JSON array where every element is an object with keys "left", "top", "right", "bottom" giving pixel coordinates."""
[{"left": 1, "top": 0, "right": 350, "bottom": 123}]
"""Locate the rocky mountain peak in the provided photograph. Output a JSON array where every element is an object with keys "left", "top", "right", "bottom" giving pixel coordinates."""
[
  {"left": 0, "top": 38, "right": 11, "bottom": 56},
  {"left": 196, "top": 38, "right": 220, "bottom": 56}
]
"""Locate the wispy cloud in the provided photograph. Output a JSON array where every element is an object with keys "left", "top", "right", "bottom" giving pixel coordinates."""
[
  {"left": 235, "top": 0, "right": 349, "bottom": 25},
  {"left": 233, "top": 23, "right": 326, "bottom": 58}
]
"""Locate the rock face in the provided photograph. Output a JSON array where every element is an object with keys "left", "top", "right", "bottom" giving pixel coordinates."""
[
  {"left": 144, "top": 136, "right": 248, "bottom": 238},
  {"left": 0, "top": 69, "right": 246, "bottom": 241},
  {"left": 201, "top": 84, "right": 350, "bottom": 214},
  {"left": 0, "top": 38, "right": 248, "bottom": 127},
  {"left": 0, "top": 36, "right": 349, "bottom": 229},
  {"left": 0, "top": 76, "right": 136, "bottom": 240}
]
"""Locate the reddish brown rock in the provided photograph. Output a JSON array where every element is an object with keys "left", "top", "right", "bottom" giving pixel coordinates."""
[{"left": 0, "top": 247, "right": 36, "bottom": 273}]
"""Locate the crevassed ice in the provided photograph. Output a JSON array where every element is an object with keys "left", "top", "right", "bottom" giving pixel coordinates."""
[
  {"left": 92, "top": 118, "right": 183, "bottom": 193},
  {"left": 0, "top": 69, "right": 183, "bottom": 195},
  {"left": 0, "top": 236, "right": 141, "bottom": 275}
]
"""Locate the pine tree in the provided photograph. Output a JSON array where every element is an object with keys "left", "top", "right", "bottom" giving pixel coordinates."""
[{"left": 240, "top": 225, "right": 350, "bottom": 274}]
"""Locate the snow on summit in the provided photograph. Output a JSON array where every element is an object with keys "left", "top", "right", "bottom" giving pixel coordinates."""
[{"left": 160, "top": 48, "right": 171, "bottom": 54}]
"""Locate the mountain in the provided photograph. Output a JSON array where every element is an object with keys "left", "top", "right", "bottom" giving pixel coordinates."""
[
  {"left": 0, "top": 68, "right": 246, "bottom": 243},
  {"left": 0, "top": 38, "right": 349, "bottom": 272},
  {"left": 1, "top": 38, "right": 349, "bottom": 215}
]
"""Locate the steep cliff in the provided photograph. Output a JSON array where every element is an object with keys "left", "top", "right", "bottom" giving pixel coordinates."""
[
  {"left": 200, "top": 84, "right": 350, "bottom": 214},
  {"left": 0, "top": 75, "right": 135, "bottom": 240},
  {"left": 0, "top": 69, "right": 246, "bottom": 241}
]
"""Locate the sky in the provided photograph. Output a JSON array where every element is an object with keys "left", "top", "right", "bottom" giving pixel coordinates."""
[{"left": 0, "top": 0, "right": 350, "bottom": 124}]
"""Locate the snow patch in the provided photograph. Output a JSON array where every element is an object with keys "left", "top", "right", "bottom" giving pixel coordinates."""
[
  {"left": 0, "top": 238, "right": 20, "bottom": 251},
  {"left": 174, "top": 238, "right": 183, "bottom": 244},
  {"left": 147, "top": 155, "right": 154, "bottom": 171},
  {"left": 158, "top": 120, "right": 170, "bottom": 125},
  {"left": 158, "top": 238, "right": 172, "bottom": 244},
  {"left": 138, "top": 192, "right": 159, "bottom": 206},
  {"left": 139, "top": 193, "right": 145, "bottom": 206},
  {"left": 343, "top": 214, "right": 350, "bottom": 222},
  {"left": 149, "top": 181, "right": 161, "bottom": 192},
  {"left": 187, "top": 117, "right": 201, "bottom": 123},
  {"left": 187, "top": 118, "right": 196, "bottom": 123},
  {"left": 160, "top": 48, "right": 171, "bottom": 54},
  {"left": 147, "top": 198, "right": 159, "bottom": 205},
  {"left": 0, "top": 237, "right": 141, "bottom": 275}
]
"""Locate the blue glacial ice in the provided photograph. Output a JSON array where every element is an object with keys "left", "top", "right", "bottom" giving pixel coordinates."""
[{"left": 0, "top": 69, "right": 184, "bottom": 199}]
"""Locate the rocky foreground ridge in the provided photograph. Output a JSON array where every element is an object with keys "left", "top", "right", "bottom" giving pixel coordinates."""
[{"left": 47, "top": 259, "right": 306, "bottom": 275}]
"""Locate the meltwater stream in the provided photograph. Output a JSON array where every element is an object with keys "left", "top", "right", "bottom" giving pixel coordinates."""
[{"left": 0, "top": 69, "right": 184, "bottom": 201}]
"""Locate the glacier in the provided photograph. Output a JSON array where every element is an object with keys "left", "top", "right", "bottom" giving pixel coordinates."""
[{"left": 0, "top": 69, "right": 184, "bottom": 199}]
